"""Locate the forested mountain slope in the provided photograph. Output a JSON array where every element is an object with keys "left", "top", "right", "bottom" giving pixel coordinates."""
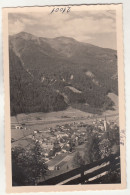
[{"left": 9, "top": 32, "right": 118, "bottom": 115}]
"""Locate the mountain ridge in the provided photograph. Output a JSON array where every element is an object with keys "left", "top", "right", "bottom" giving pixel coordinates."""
[
  {"left": 10, "top": 31, "right": 116, "bottom": 51},
  {"left": 9, "top": 31, "right": 118, "bottom": 115}
]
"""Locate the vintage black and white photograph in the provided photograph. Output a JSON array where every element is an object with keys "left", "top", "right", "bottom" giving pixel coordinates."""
[{"left": 3, "top": 4, "right": 126, "bottom": 192}]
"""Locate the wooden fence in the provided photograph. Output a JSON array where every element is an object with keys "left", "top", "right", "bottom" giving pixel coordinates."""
[{"left": 38, "top": 152, "right": 120, "bottom": 185}]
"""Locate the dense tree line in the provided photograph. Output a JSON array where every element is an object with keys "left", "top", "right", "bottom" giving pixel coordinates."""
[
  {"left": 9, "top": 49, "right": 67, "bottom": 116},
  {"left": 12, "top": 142, "right": 48, "bottom": 186}
]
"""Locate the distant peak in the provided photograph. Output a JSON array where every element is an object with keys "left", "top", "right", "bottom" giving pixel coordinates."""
[
  {"left": 55, "top": 36, "right": 74, "bottom": 39},
  {"left": 18, "top": 31, "right": 30, "bottom": 35},
  {"left": 54, "top": 36, "right": 76, "bottom": 42},
  {"left": 12, "top": 31, "right": 37, "bottom": 40}
]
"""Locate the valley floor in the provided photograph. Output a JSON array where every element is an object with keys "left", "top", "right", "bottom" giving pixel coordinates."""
[{"left": 11, "top": 93, "right": 119, "bottom": 184}]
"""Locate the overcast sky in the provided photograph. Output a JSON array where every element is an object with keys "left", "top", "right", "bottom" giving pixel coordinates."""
[{"left": 8, "top": 10, "right": 116, "bottom": 49}]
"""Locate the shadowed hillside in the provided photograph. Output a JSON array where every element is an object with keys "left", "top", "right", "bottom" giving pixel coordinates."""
[{"left": 9, "top": 32, "right": 118, "bottom": 115}]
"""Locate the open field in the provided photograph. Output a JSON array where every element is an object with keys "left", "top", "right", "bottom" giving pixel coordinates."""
[
  {"left": 11, "top": 106, "right": 92, "bottom": 124},
  {"left": 11, "top": 93, "right": 119, "bottom": 146},
  {"left": 11, "top": 112, "right": 118, "bottom": 140},
  {"left": 11, "top": 92, "right": 118, "bottom": 126}
]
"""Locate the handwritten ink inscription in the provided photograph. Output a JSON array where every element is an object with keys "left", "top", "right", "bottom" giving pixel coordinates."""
[
  {"left": 120, "top": 129, "right": 125, "bottom": 146},
  {"left": 50, "top": 6, "right": 71, "bottom": 14}
]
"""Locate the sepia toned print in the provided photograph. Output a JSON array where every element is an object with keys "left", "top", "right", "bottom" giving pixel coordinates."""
[{"left": 3, "top": 4, "right": 126, "bottom": 193}]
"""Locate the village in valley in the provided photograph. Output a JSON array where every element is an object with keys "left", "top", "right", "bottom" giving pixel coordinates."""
[
  {"left": 11, "top": 112, "right": 119, "bottom": 182},
  {"left": 7, "top": 7, "right": 123, "bottom": 186}
]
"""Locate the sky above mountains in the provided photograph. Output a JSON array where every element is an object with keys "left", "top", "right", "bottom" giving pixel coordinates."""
[{"left": 8, "top": 10, "right": 116, "bottom": 49}]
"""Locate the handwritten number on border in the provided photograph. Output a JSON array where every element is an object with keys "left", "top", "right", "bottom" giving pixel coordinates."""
[{"left": 50, "top": 7, "right": 71, "bottom": 14}]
